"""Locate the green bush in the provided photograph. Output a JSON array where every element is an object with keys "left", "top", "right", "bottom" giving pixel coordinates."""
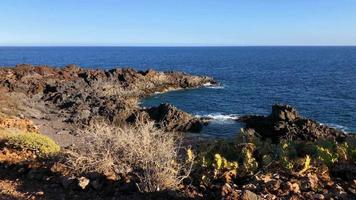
[
  {"left": 0, "top": 129, "right": 60, "bottom": 155},
  {"left": 278, "top": 141, "right": 294, "bottom": 170}
]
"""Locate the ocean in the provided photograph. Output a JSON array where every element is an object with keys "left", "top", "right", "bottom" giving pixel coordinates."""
[{"left": 1, "top": 46, "right": 355, "bottom": 137}]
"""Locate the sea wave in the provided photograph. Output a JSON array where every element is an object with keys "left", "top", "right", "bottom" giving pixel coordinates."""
[
  {"left": 208, "top": 85, "right": 225, "bottom": 89},
  {"left": 195, "top": 113, "right": 239, "bottom": 121},
  {"left": 203, "top": 82, "right": 224, "bottom": 89},
  {"left": 325, "top": 123, "right": 349, "bottom": 133}
]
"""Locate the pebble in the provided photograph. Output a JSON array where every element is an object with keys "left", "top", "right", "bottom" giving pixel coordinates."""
[
  {"left": 36, "top": 191, "right": 44, "bottom": 196},
  {"left": 241, "top": 190, "right": 261, "bottom": 200},
  {"left": 78, "top": 176, "right": 90, "bottom": 190}
]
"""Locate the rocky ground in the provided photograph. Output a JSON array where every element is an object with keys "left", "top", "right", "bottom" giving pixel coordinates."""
[
  {"left": 0, "top": 65, "right": 355, "bottom": 199},
  {"left": 0, "top": 64, "right": 215, "bottom": 146},
  {"left": 0, "top": 64, "right": 217, "bottom": 199}
]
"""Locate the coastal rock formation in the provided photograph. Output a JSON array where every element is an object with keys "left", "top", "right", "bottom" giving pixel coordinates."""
[
  {"left": 0, "top": 65, "right": 215, "bottom": 144},
  {"left": 145, "top": 103, "right": 204, "bottom": 132},
  {"left": 239, "top": 104, "right": 347, "bottom": 142},
  {"left": 127, "top": 103, "right": 205, "bottom": 132},
  {"left": 0, "top": 66, "right": 355, "bottom": 200},
  {"left": 0, "top": 64, "right": 215, "bottom": 96}
]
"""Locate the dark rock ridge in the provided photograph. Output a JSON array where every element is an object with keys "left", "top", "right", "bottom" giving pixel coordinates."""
[
  {"left": 0, "top": 64, "right": 216, "bottom": 97},
  {"left": 133, "top": 103, "right": 205, "bottom": 133},
  {"left": 0, "top": 64, "right": 216, "bottom": 144},
  {"left": 239, "top": 104, "right": 347, "bottom": 142}
]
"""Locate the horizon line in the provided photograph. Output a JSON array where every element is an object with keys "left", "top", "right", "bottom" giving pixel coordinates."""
[{"left": 1, "top": 44, "right": 356, "bottom": 47}]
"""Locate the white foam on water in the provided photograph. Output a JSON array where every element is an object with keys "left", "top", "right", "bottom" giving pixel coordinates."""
[
  {"left": 326, "top": 123, "right": 349, "bottom": 133},
  {"left": 208, "top": 85, "right": 225, "bottom": 89},
  {"left": 196, "top": 113, "right": 239, "bottom": 121},
  {"left": 203, "top": 83, "right": 224, "bottom": 89}
]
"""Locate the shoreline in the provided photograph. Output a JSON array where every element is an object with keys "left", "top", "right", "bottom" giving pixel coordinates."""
[
  {"left": 0, "top": 64, "right": 355, "bottom": 199},
  {"left": 0, "top": 64, "right": 216, "bottom": 146},
  {"left": 0, "top": 64, "right": 351, "bottom": 144}
]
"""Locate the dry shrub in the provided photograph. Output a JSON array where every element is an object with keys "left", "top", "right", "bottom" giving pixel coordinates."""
[{"left": 64, "top": 120, "right": 192, "bottom": 192}]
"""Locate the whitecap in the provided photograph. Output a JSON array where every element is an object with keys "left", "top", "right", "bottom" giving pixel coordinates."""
[
  {"left": 203, "top": 82, "right": 213, "bottom": 87},
  {"left": 325, "top": 123, "right": 349, "bottom": 133},
  {"left": 196, "top": 113, "right": 239, "bottom": 121},
  {"left": 203, "top": 83, "right": 224, "bottom": 89},
  {"left": 208, "top": 85, "right": 225, "bottom": 89}
]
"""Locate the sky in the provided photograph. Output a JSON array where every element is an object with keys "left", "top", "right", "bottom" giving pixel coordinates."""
[{"left": 0, "top": 0, "right": 356, "bottom": 46}]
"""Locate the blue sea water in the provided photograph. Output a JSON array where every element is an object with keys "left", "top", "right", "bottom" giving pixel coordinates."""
[{"left": 0, "top": 46, "right": 355, "bottom": 137}]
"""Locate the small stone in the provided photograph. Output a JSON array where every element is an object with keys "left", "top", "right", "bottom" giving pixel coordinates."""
[
  {"left": 332, "top": 184, "right": 348, "bottom": 199},
  {"left": 289, "top": 194, "right": 302, "bottom": 200},
  {"left": 242, "top": 183, "right": 257, "bottom": 190},
  {"left": 301, "top": 173, "right": 318, "bottom": 191},
  {"left": 56, "top": 130, "right": 70, "bottom": 135},
  {"left": 347, "top": 187, "right": 356, "bottom": 195},
  {"left": 272, "top": 174, "right": 280, "bottom": 179},
  {"left": 241, "top": 190, "right": 261, "bottom": 200},
  {"left": 17, "top": 167, "right": 26, "bottom": 174},
  {"left": 221, "top": 183, "right": 232, "bottom": 197},
  {"left": 288, "top": 182, "right": 300, "bottom": 194},
  {"left": 312, "top": 194, "right": 325, "bottom": 200},
  {"left": 104, "top": 171, "right": 119, "bottom": 181},
  {"left": 266, "top": 179, "right": 281, "bottom": 192},
  {"left": 78, "top": 176, "right": 90, "bottom": 190}
]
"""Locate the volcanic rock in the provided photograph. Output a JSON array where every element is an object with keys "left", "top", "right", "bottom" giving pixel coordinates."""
[
  {"left": 0, "top": 65, "right": 215, "bottom": 145},
  {"left": 331, "top": 161, "right": 356, "bottom": 181},
  {"left": 78, "top": 177, "right": 90, "bottom": 190},
  {"left": 241, "top": 190, "right": 261, "bottom": 200},
  {"left": 239, "top": 104, "right": 347, "bottom": 142},
  {"left": 144, "top": 103, "right": 205, "bottom": 132}
]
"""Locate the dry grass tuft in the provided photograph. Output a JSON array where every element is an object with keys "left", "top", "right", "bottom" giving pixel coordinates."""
[{"left": 64, "top": 121, "right": 193, "bottom": 192}]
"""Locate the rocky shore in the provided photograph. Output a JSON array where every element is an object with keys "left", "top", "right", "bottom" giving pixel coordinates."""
[
  {"left": 239, "top": 104, "right": 347, "bottom": 142},
  {"left": 0, "top": 64, "right": 215, "bottom": 146},
  {"left": 0, "top": 65, "right": 355, "bottom": 200}
]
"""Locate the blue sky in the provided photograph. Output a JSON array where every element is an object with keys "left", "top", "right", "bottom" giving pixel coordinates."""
[{"left": 1, "top": 0, "right": 356, "bottom": 46}]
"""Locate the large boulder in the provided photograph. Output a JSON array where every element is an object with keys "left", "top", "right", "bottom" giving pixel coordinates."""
[
  {"left": 239, "top": 104, "right": 346, "bottom": 142},
  {"left": 144, "top": 103, "right": 205, "bottom": 132}
]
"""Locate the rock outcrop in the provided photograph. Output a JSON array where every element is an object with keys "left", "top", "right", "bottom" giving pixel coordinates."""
[
  {"left": 239, "top": 104, "right": 347, "bottom": 142},
  {"left": 0, "top": 64, "right": 215, "bottom": 97},
  {"left": 145, "top": 103, "right": 204, "bottom": 132},
  {"left": 0, "top": 65, "right": 216, "bottom": 145}
]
